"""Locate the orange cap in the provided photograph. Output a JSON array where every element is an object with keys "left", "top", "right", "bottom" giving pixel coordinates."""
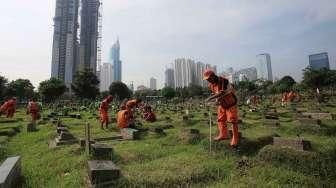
[{"left": 203, "top": 69, "right": 215, "bottom": 80}]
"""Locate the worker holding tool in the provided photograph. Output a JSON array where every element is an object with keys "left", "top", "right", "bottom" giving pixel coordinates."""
[
  {"left": 99, "top": 95, "right": 113, "bottom": 129},
  {"left": 204, "top": 69, "right": 239, "bottom": 147}
]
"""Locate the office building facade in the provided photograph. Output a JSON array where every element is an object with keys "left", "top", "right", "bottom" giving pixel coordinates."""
[
  {"left": 309, "top": 52, "right": 330, "bottom": 70},
  {"left": 256, "top": 53, "right": 273, "bottom": 81}
]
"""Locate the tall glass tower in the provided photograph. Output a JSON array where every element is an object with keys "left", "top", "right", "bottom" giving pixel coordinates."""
[
  {"left": 256, "top": 53, "right": 273, "bottom": 81},
  {"left": 110, "top": 39, "right": 122, "bottom": 81}
]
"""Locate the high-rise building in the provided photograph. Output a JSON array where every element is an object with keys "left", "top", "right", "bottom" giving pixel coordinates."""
[
  {"left": 309, "top": 52, "right": 330, "bottom": 70},
  {"left": 164, "top": 68, "right": 175, "bottom": 88},
  {"left": 234, "top": 67, "right": 258, "bottom": 82},
  {"left": 99, "top": 63, "right": 113, "bottom": 92},
  {"left": 256, "top": 53, "right": 273, "bottom": 81},
  {"left": 149, "top": 77, "right": 157, "bottom": 90},
  {"left": 195, "top": 62, "right": 206, "bottom": 87},
  {"left": 51, "top": 0, "right": 79, "bottom": 88},
  {"left": 79, "top": 0, "right": 100, "bottom": 73},
  {"left": 174, "top": 58, "right": 195, "bottom": 88},
  {"left": 110, "top": 39, "right": 122, "bottom": 81}
]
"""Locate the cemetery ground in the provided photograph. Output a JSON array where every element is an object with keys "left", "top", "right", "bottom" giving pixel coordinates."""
[{"left": 0, "top": 100, "right": 336, "bottom": 187}]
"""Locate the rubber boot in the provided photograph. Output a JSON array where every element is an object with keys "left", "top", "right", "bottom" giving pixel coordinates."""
[
  {"left": 230, "top": 123, "right": 239, "bottom": 146},
  {"left": 214, "top": 122, "right": 229, "bottom": 141}
]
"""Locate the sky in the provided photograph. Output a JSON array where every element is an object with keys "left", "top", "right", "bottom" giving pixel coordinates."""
[{"left": 0, "top": 0, "right": 335, "bottom": 89}]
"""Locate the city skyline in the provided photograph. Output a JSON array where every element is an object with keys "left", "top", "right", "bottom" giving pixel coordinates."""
[{"left": 0, "top": 0, "right": 336, "bottom": 89}]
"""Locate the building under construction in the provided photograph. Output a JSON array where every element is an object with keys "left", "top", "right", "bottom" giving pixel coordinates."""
[
  {"left": 51, "top": 0, "right": 80, "bottom": 87},
  {"left": 51, "top": 0, "right": 102, "bottom": 87},
  {"left": 79, "top": 0, "right": 101, "bottom": 74}
]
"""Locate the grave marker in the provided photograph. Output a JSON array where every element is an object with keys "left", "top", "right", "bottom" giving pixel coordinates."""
[
  {"left": 0, "top": 156, "right": 21, "bottom": 188},
  {"left": 87, "top": 160, "right": 120, "bottom": 186},
  {"left": 273, "top": 137, "right": 311, "bottom": 151},
  {"left": 120, "top": 128, "right": 140, "bottom": 140},
  {"left": 91, "top": 143, "right": 113, "bottom": 160}
]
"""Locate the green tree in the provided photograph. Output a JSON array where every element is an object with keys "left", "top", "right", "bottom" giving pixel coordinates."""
[
  {"left": 161, "top": 87, "right": 176, "bottom": 99},
  {"left": 6, "top": 79, "right": 34, "bottom": 101},
  {"left": 0, "top": 75, "right": 8, "bottom": 101},
  {"left": 109, "top": 82, "right": 132, "bottom": 100},
  {"left": 71, "top": 69, "right": 100, "bottom": 100},
  {"left": 187, "top": 84, "right": 203, "bottom": 97},
  {"left": 273, "top": 75, "right": 296, "bottom": 93},
  {"left": 38, "top": 78, "right": 67, "bottom": 102}
]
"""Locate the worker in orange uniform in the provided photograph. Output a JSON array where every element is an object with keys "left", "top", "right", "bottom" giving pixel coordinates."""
[
  {"left": 143, "top": 105, "right": 156, "bottom": 122},
  {"left": 204, "top": 70, "right": 239, "bottom": 147},
  {"left": 117, "top": 109, "right": 133, "bottom": 129},
  {"left": 126, "top": 99, "right": 143, "bottom": 111},
  {"left": 27, "top": 99, "right": 40, "bottom": 123},
  {"left": 99, "top": 95, "right": 113, "bottom": 129},
  {"left": 0, "top": 97, "right": 17, "bottom": 118}
]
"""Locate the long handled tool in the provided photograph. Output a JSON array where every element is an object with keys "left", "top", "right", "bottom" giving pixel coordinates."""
[{"left": 209, "top": 111, "right": 212, "bottom": 154}]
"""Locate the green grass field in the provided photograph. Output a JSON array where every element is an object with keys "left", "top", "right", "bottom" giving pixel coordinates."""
[{"left": 1, "top": 100, "right": 336, "bottom": 187}]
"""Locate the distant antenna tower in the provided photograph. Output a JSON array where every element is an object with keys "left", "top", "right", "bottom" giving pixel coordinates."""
[{"left": 97, "top": 0, "right": 103, "bottom": 71}]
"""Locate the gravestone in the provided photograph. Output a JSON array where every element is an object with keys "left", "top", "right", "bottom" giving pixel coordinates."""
[
  {"left": 0, "top": 156, "right": 21, "bottom": 188},
  {"left": 91, "top": 143, "right": 113, "bottom": 160},
  {"left": 88, "top": 160, "right": 120, "bottom": 186},
  {"left": 56, "top": 127, "right": 68, "bottom": 134},
  {"left": 302, "top": 112, "right": 332, "bottom": 120},
  {"left": 273, "top": 137, "right": 311, "bottom": 151},
  {"left": 120, "top": 128, "right": 140, "bottom": 140},
  {"left": 182, "top": 115, "right": 189, "bottom": 121},
  {"left": 297, "top": 118, "right": 321, "bottom": 127},
  {"left": 55, "top": 131, "right": 77, "bottom": 146}
]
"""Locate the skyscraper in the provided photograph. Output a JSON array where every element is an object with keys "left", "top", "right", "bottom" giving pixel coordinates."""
[
  {"left": 110, "top": 39, "right": 122, "bottom": 81},
  {"left": 256, "top": 53, "right": 273, "bottom": 81},
  {"left": 149, "top": 77, "right": 157, "bottom": 90},
  {"left": 195, "top": 62, "right": 206, "bottom": 87},
  {"left": 99, "top": 63, "right": 113, "bottom": 92},
  {"left": 174, "top": 58, "right": 195, "bottom": 88},
  {"left": 164, "top": 68, "right": 175, "bottom": 88},
  {"left": 51, "top": 0, "right": 79, "bottom": 88},
  {"left": 234, "top": 67, "right": 258, "bottom": 82},
  {"left": 79, "top": 0, "right": 100, "bottom": 73},
  {"left": 309, "top": 52, "right": 330, "bottom": 70}
]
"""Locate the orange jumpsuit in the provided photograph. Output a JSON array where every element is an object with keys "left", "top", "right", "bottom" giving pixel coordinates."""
[
  {"left": 117, "top": 110, "right": 132, "bottom": 129},
  {"left": 1, "top": 99, "right": 16, "bottom": 118},
  {"left": 144, "top": 111, "right": 156, "bottom": 122},
  {"left": 209, "top": 77, "right": 239, "bottom": 146},
  {"left": 99, "top": 98, "right": 111, "bottom": 124},
  {"left": 28, "top": 101, "right": 39, "bottom": 121}
]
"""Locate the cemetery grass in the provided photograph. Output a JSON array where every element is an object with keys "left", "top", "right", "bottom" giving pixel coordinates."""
[{"left": 0, "top": 103, "right": 335, "bottom": 187}]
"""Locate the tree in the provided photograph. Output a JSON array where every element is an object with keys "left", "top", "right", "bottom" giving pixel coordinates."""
[
  {"left": 6, "top": 79, "right": 34, "bottom": 101},
  {"left": 187, "top": 84, "right": 203, "bottom": 97},
  {"left": 38, "top": 78, "right": 67, "bottom": 102},
  {"left": 71, "top": 69, "right": 100, "bottom": 100},
  {"left": 302, "top": 67, "right": 336, "bottom": 92},
  {"left": 161, "top": 87, "right": 176, "bottom": 99},
  {"left": 109, "top": 82, "right": 132, "bottom": 100},
  {"left": 0, "top": 75, "right": 8, "bottom": 101},
  {"left": 273, "top": 76, "right": 296, "bottom": 92}
]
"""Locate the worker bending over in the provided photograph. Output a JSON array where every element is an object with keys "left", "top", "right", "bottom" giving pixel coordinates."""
[
  {"left": 143, "top": 105, "right": 156, "bottom": 122},
  {"left": 117, "top": 99, "right": 142, "bottom": 129},
  {"left": 0, "top": 97, "right": 17, "bottom": 118},
  {"left": 204, "top": 69, "right": 239, "bottom": 147},
  {"left": 99, "top": 95, "right": 113, "bottom": 129}
]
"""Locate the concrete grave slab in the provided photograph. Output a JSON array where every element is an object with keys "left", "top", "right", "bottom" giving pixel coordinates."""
[
  {"left": 88, "top": 160, "right": 120, "bottom": 186},
  {"left": 0, "top": 156, "right": 21, "bottom": 188},
  {"left": 120, "top": 128, "right": 140, "bottom": 140},
  {"left": 91, "top": 143, "right": 113, "bottom": 160},
  {"left": 273, "top": 137, "right": 311, "bottom": 151},
  {"left": 297, "top": 118, "right": 321, "bottom": 127},
  {"left": 302, "top": 112, "right": 332, "bottom": 120}
]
